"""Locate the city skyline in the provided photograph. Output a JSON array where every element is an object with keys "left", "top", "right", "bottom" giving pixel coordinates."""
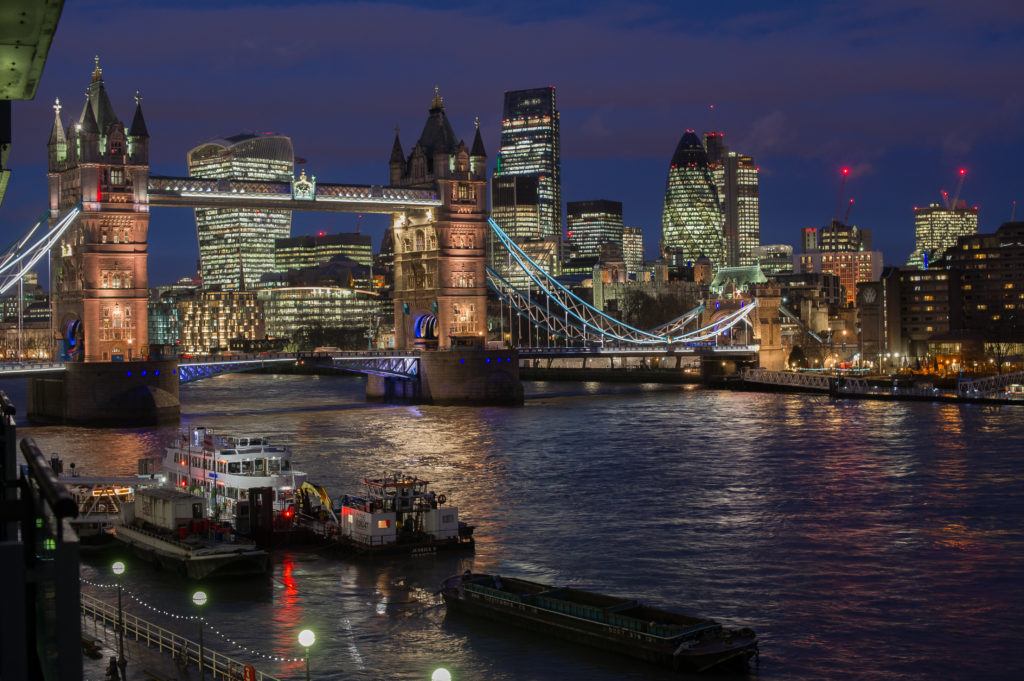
[{"left": 3, "top": 1, "right": 1023, "bottom": 285}]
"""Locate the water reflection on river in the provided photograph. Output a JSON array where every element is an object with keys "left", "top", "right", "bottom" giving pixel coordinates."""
[{"left": 7, "top": 374, "right": 1024, "bottom": 680}]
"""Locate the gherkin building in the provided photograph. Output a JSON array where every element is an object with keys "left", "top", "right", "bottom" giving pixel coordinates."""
[{"left": 661, "top": 130, "right": 725, "bottom": 269}]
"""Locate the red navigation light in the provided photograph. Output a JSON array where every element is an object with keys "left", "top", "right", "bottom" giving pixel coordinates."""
[
  {"left": 959, "top": 168, "right": 967, "bottom": 176},
  {"left": 283, "top": 507, "right": 295, "bottom": 519},
  {"left": 317, "top": 230, "right": 325, "bottom": 237},
  {"left": 841, "top": 167, "right": 850, "bottom": 176}
]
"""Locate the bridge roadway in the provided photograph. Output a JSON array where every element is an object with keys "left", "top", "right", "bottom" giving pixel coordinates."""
[
  {"left": 0, "top": 345, "right": 760, "bottom": 383},
  {"left": 146, "top": 176, "right": 442, "bottom": 213}
]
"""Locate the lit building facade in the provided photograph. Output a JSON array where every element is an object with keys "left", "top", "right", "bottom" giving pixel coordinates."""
[
  {"left": 493, "top": 87, "right": 561, "bottom": 242},
  {"left": 754, "top": 244, "right": 794, "bottom": 276},
  {"left": 567, "top": 200, "right": 623, "bottom": 260},
  {"left": 907, "top": 204, "right": 979, "bottom": 268},
  {"left": 258, "top": 287, "right": 378, "bottom": 342},
  {"left": 47, "top": 59, "right": 151, "bottom": 362},
  {"left": 661, "top": 130, "right": 725, "bottom": 270},
  {"left": 623, "top": 226, "right": 644, "bottom": 275},
  {"left": 178, "top": 290, "right": 264, "bottom": 354},
  {"left": 188, "top": 134, "right": 294, "bottom": 290},
  {"left": 723, "top": 152, "right": 760, "bottom": 266},
  {"left": 388, "top": 89, "right": 489, "bottom": 350},
  {"left": 275, "top": 232, "right": 373, "bottom": 270},
  {"left": 818, "top": 220, "right": 871, "bottom": 252},
  {"left": 799, "top": 250, "right": 883, "bottom": 305},
  {"left": 940, "top": 221, "right": 1024, "bottom": 339}
]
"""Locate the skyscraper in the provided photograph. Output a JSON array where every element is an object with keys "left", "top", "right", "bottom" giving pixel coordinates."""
[
  {"left": 493, "top": 87, "right": 561, "bottom": 242},
  {"left": 491, "top": 175, "right": 541, "bottom": 243},
  {"left": 622, "top": 226, "right": 644, "bottom": 275},
  {"left": 702, "top": 132, "right": 760, "bottom": 266},
  {"left": 661, "top": 130, "right": 725, "bottom": 269},
  {"left": 723, "top": 152, "right": 760, "bottom": 266},
  {"left": 188, "top": 134, "right": 295, "bottom": 290},
  {"left": 907, "top": 203, "right": 979, "bottom": 268},
  {"left": 567, "top": 200, "right": 624, "bottom": 260}
]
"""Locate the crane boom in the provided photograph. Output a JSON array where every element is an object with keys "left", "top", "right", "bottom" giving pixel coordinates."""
[{"left": 949, "top": 168, "right": 967, "bottom": 210}]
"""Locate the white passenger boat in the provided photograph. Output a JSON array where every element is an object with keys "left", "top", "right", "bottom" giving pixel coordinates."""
[{"left": 158, "top": 427, "right": 307, "bottom": 531}]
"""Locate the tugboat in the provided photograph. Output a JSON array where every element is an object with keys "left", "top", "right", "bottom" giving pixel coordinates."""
[
  {"left": 114, "top": 487, "right": 269, "bottom": 580},
  {"left": 441, "top": 573, "right": 758, "bottom": 673},
  {"left": 296, "top": 472, "right": 475, "bottom": 556},
  {"left": 155, "top": 427, "right": 307, "bottom": 535}
]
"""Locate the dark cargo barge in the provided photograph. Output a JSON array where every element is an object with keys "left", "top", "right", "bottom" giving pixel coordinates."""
[{"left": 442, "top": 573, "right": 758, "bottom": 673}]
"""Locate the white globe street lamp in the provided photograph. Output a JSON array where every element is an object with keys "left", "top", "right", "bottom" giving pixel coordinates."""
[
  {"left": 432, "top": 668, "right": 452, "bottom": 681},
  {"left": 298, "top": 629, "right": 316, "bottom": 681}
]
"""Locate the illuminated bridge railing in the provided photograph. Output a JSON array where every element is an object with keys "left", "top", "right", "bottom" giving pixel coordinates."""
[
  {"left": 742, "top": 368, "right": 833, "bottom": 391},
  {"left": 178, "top": 354, "right": 300, "bottom": 384},
  {"left": 327, "top": 353, "right": 420, "bottom": 380},
  {"left": 147, "top": 176, "right": 441, "bottom": 212},
  {"left": 0, "top": 361, "right": 67, "bottom": 376},
  {"left": 957, "top": 369, "right": 1024, "bottom": 397}
]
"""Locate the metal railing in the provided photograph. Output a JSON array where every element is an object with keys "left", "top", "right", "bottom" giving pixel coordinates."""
[
  {"left": 1, "top": 393, "right": 83, "bottom": 681},
  {"left": 957, "top": 369, "right": 1024, "bottom": 397},
  {"left": 80, "top": 592, "right": 280, "bottom": 681},
  {"left": 742, "top": 368, "right": 833, "bottom": 391}
]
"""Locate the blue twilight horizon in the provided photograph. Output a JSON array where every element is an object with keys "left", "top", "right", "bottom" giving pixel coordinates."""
[{"left": 3, "top": 0, "right": 1023, "bottom": 284}]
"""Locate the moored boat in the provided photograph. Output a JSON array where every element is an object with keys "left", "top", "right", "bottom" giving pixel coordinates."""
[
  {"left": 155, "top": 426, "right": 307, "bottom": 537},
  {"left": 441, "top": 573, "right": 757, "bottom": 673},
  {"left": 296, "top": 472, "right": 475, "bottom": 556},
  {"left": 114, "top": 487, "right": 269, "bottom": 580}
]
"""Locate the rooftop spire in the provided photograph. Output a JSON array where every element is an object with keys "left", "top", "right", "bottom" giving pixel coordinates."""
[
  {"left": 471, "top": 118, "right": 486, "bottom": 157},
  {"left": 390, "top": 126, "right": 405, "bottom": 164},
  {"left": 92, "top": 55, "right": 102, "bottom": 82},
  {"left": 48, "top": 97, "right": 66, "bottom": 147},
  {"left": 129, "top": 90, "right": 149, "bottom": 137},
  {"left": 430, "top": 85, "right": 444, "bottom": 111}
]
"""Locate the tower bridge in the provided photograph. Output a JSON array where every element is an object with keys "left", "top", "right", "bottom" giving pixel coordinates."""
[{"left": 4, "top": 60, "right": 780, "bottom": 425}]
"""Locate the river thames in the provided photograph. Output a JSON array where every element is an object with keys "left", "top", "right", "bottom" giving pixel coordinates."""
[{"left": 6, "top": 374, "right": 1024, "bottom": 680}]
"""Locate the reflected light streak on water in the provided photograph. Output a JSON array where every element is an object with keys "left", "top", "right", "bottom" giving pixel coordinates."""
[{"left": 4, "top": 373, "right": 1023, "bottom": 681}]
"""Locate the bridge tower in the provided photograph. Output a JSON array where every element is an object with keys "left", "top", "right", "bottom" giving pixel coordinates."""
[
  {"left": 752, "top": 284, "right": 785, "bottom": 371},
  {"left": 47, "top": 58, "right": 150, "bottom": 362},
  {"left": 389, "top": 88, "right": 489, "bottom": 351}
]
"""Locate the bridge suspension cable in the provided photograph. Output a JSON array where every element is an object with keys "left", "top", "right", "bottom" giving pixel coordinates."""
[
  {"left": 0, "top": 204, "right": 83, "bottom": 295},
  {"left": 486, "top": 217, "right": 758, "bottom": 347}
]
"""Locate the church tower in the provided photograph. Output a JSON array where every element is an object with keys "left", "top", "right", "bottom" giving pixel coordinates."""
[
  {"left": 48, "top": 58, "right": 150, "bottom": 361},
  {"left": 389, "top": 88, "right": 488, "bottom": 351}
]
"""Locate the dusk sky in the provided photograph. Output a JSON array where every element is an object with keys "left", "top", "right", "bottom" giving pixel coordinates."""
[{"left": 5, "top": 0, "right": 1024, "bottom": 285}]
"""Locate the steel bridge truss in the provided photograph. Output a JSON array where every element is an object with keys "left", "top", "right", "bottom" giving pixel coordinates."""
[
  {"left": 329, "top": 354, "right": 419, "bottom": 379},
  {"left": 487, "top": 217, "right": 757, "bottom": 348},
  {"left": 177, "top": 357, "right": 298, "bottom": 384}
]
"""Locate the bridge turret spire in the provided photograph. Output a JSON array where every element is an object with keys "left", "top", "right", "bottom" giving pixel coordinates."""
[
  {"left": 48, "top": 98, "right": 67, "bottom": 168},
  {"left": 92, "top": 55, "right": 102, "bottom": 83},
  {"left": 129, "top": 91, "right": 149, "bottom": 138}
]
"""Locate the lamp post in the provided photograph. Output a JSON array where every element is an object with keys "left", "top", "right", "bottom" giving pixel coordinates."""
[
  {"left": 112, "top": 561, "right": 127, "bottom": 681},
  {"left": 298, "top": 629, "right": 315, "bottom": 681},
  {"left": 192, "top": 591, "right": 207, "bottom": 681}
]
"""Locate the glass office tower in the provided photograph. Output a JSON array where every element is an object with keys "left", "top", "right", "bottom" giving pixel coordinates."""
[
  {"left": 907, "top": 204, "right": 979, "bottom": 268},
  {"left": 567, "top": 200, "right": 624, "bottom": 259},
  {"left": 188, "top": 133, "right": 294, "bottom": 289},
  {"left": 493, "top": 87, "right": 562, "bottom": 242},
  {"left": 661, "top": 130, "right": 725, "bottom": 269}
]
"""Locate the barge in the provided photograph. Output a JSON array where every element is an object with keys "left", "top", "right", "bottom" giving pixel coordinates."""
[
  {"left": 297, "top": 472, "right": 474, "bottom": 556},
  {"left": 441, "top": 573, "right": 757, "bottom": 673},
  {"left": 115, "top": 488, "right": 269, "bottom": 580}
]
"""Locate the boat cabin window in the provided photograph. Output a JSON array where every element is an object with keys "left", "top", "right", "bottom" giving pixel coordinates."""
[
  {"left": 282, "top": 460, "right": 291, "bottom": 471},
  {"left": 217, "top": 462, "right": 226, "bottom": 474},
  {"left": 228, "top": 462, "right": 241, "bottom": 474},
  {"left": 268, "top": 458, "right": 281, "bottom": 473},
  {"left": 250, "top": 438, "right": 264, "bottom": 446},
  {"left": 192, "top": 503, "right": 203, "bottom": 519},
  {"left": 254, "top": 459, "right": 265, "bottom": 473},
  {"left": 241, "top": 460, "right": 253, "bottom": 474},
  {"left": 377, "top": 520, "right": 391, "bottom": 529}
]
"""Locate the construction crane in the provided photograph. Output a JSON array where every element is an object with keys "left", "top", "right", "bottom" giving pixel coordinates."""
[
  {"left": 949, "top": 168, "right": 967, "bottom": 210},
  {"left": 834, "top": 166, "right": 851, "bottom": 222},
  {"left": 844, "top": 197, "right": 855, "bottom": 224}
]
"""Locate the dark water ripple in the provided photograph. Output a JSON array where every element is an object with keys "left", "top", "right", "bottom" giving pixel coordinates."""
[{"left": 5, "top": 374, "right": 1023, "bottom": 681}]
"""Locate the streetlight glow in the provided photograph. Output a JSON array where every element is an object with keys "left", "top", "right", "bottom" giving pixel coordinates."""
[
  {"left": 432, "top": 669, "right": 452, "bottom": 681},
  {"left": 112, "top": 561, "right": 125, "bottom": 576},
  {"left": 298, "top": 629, "right": 316, "bottom": 648},
  {"left": 192, "top": 590, "right": 208, "bottom": 607}
]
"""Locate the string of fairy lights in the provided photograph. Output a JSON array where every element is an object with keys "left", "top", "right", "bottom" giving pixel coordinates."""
[{"left": 80, "top": 578, "right": 305, "bottom": 663}]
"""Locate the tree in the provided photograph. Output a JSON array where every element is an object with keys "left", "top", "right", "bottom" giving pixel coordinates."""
[{"left": 788, "top": 346, "right": 808, "bottom": 369}]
